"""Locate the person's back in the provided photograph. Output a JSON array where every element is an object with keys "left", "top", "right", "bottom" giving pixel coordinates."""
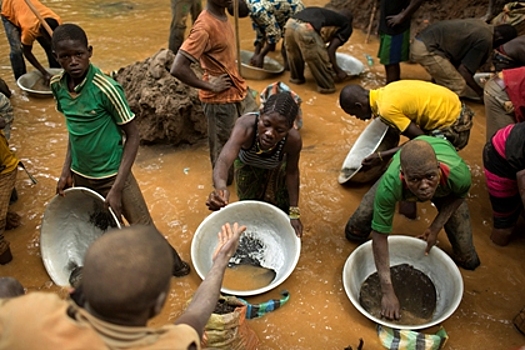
[
  {"left": 494, "top": 35, "right": 525, "bottom": 71},
  {"left": 0, "top": 225, "right": 201, "bottom": 349},
  {"left": 417, "top": 19, "right": 493, "bottom": 72},
  {"left": 371, "top": 80, "right": 462, "bottom": 132}
]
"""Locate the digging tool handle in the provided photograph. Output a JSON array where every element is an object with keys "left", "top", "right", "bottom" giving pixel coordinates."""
[
  {"left": 365, "top": 1, "right": 377, "bottom": 44},
  {"left": 23, "top": 0, "right": 54, "bottom": 37}
]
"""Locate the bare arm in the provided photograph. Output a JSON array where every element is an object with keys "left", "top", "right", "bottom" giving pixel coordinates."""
[
  {"left": 174, "top": 223, "right": 246, "bottom": 338},
  {"left": 386, "top": 0, "right": 424, "bottom": 27},
  {"left": 207, "top": 116, "right": 253, "bottom": 210},
  {"left": 105, "top": 120, "right": 140, "bottom": 218},
  {"left": 419, "top": 195, "right": 464, "bottom": 254},
  {"left": 56, "top": 137, "right": 73, "bottom": 196},
  {"left": 458, "top": 64, "right": 483, "bottom": 98},
  {"left": 22, "top": 44, "right": 52, "bottom": 84},
  {"left": 517, "top": 168, "right": 525, "bottom": 208},
  {"left": 372, "top": 231, "right": 400, "bottom": 320},
  {"left": 327, "top": 37, "right": 347, "bottom": 80},
  {"left": 284, "top": 130, "right": 302, "bottom": 237},
  {"left": 170, "top": 52, "right": 231, "bottom": 93}
]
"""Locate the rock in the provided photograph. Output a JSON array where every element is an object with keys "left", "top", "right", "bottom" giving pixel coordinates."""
[{"left": 114, "top": 49, "right": 207, "bottom": 146}]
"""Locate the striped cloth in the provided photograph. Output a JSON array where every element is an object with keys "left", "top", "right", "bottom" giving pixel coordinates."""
[{"left": 238, "top": 290, "right": 290, "bottom": 319}]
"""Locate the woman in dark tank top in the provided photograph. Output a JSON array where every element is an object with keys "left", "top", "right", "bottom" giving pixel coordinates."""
[{"left": 206, "top": 92, "right": 303, "bottom": 238}]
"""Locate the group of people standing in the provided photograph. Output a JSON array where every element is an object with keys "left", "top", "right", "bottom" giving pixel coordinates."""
[{"left": 0, "top": 0, "right": 525, "bottom": 347}]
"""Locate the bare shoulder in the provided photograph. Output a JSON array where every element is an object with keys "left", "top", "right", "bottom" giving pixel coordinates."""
[{"left": 285, "top": 128, "right": 302, "bottom": 153}]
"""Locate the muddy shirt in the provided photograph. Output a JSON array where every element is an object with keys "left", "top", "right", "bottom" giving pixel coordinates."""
[
  {"left": 417, "top": 19, "right": 493, "bottom": 74},
  {"left": 378, "top": 0, "right": 410, "bottom": 36},
  {"left": 50, "top": 64, "right": 135, "bottom": 179},
  {"left": 179, "top": 10, "right": 247, "bottom": 104},
  {"left": 372, "top": 136, "right": 471, "bottom": 234},
  {"left": 0, "top": 293, "right": 201, "bottom": 350},
  {"left": 369, "top": 80, "right": 462, "bottom": 133},
  {"left": 0, "top": 131, "right": 17, "bottom": 175},
  {"left": 1, "top": 0, "right": 61, "bottom": 46},
  {"left": 491, "top": 122, "right": 525, "bottom": 171},
  {"left": 293, "top": 7, "right": 353, "bottom": 44}
]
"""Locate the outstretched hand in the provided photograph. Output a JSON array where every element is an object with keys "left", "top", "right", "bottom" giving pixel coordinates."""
[
  {"left": 206, "top": 189, "right": 230, "bottom": 211},
  {"left": 417, "top": 227, "right": 439, "bottom": 255},
  {"left": 212, "top": 222, "right": 246, "bottom": 261}
]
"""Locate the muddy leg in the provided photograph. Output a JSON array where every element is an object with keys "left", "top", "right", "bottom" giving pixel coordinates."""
[
  {"left": 441, "top": 200, "right": 480, "bottom": 270},
  {"left": 345, "top": 179, "right": 380, "bottom": 242}
]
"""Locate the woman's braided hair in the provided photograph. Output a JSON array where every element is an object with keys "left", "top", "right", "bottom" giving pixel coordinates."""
[{"left": 262, "top": 92, "right": 299, "bottom": 129}]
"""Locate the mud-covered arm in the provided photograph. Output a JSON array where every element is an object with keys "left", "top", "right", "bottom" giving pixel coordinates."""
[
  {"left": 174, "top": 223, "right": 245, "bottom": 338},
  {"left": 386, "top": 0, "right": 424, "bottom": 27},
  {"left": 372, "top": 231, "right": 400, "bottom": 320},
  {"left": 284, "top": 129, "right": 302, "bottom": 237},
  {"left": 22, "top": 44, "right": 52, "bottom": 84},
  {"left": 458, "top": 64, "right": 483, "bottom": 98},
  {"left": 56, "top": 137, "right": 73, "bottom": 196}
]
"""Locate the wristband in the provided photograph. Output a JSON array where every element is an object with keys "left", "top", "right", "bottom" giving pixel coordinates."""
[{"left": 289, "top": 206, "right": 300, "bottom": 220}]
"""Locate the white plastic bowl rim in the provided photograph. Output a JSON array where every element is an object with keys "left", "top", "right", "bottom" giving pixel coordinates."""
[
  {"left": 40, "top": 187, "right": 120, "bottom": 286},
  {"left": 342, "top": 235, "right": 464, "bottom": 330},
  {"left": 191, "top": 200, "right": 301, "bottom": 296}
]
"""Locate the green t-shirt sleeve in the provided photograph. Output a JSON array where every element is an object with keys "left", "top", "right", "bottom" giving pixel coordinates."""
[
  {"left": 448, "top": 160, "right": 471, "bottom": 199},
  {"left": 371, "top": 175, "right": 400, "bottom": 234},
  {"left": 99, "top": 77, "right": 135, "bottom": 126},
  {"left": 50, "top": 81, "right": 63, "bottom": 114}
]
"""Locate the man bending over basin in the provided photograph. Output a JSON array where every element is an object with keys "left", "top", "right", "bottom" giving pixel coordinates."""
[{"left": 345, "top": 137, "right": 480, "bottom": 320}]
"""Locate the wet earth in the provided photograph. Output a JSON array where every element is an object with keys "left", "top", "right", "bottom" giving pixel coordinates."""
[{"left": 0, "top": 0, "right": 525, "bottom": 349}]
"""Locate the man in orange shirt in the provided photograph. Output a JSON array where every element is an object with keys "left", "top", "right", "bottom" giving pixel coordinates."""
[
  {"left": 170, "top": 0, "right": 258, "bottom": 185},
  {"left": 1, "top": 0, "right": 61, "bottom": 82}
]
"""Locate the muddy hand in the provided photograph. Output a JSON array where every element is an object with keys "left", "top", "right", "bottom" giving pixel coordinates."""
[
  {"left": 381, "top": 293, "right": 401, "bottom": 320},
  {"left": 212, "top": 222, "right": 246, "bottom": 261},
  {"left": 56, "top": 172, "right": 73, "bottom": 196},
  {"left": 290, "top": 219, "right": 303, "bottom": 238},
  {"left": 417, "top": 227, "right": 438, "bottom": 255},
  {"left": 362, "top": 153, "right": 381, "bottom": 167},
  {"left": 250, "top": 54, "right": 264, "bottom": 68},
  {"left": 206, "top": 189, "right": 229, "bottom": 211},
  {"left": 105, "top": 187, "right": 122, "bottom": 220},
  {"left": 209, "top": 74, "right": 232, "bottom": 93}
]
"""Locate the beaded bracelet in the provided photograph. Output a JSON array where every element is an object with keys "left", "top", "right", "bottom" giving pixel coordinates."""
[{"left": 289, "top": 206, "right": 300, "bottom": 220}]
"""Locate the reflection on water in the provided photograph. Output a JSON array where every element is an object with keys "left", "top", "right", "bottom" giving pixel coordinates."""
[
  {"left": 223, "top": 264, "right": 276, "bottom": 291},
  {"left": 0, "top": 0, "right": 525, "bottom": 349}
]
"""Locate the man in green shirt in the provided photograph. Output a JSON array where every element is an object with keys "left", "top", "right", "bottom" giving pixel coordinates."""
[
  {"left": 345, "top": 136, "right": 480, "bottom": 320},
  {"left": 51, "top": 23, "right": 189, "bottom": 277}
]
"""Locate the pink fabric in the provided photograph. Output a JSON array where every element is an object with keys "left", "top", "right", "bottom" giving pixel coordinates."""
[
  {"left": 491, "top": 123, "right": 514, "bottom": 159},
  {"left": 484, "top": 168, "right": 518, "bottom": 198}
]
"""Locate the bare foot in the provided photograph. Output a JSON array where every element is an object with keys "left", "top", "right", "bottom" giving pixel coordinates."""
[{"left": 490, "top": 227, "right": 513, "bottom": 246}]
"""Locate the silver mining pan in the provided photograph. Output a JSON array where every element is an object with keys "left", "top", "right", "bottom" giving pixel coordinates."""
[
  {"left": 40, "top": 187, "right": 120, "bottom": 286},
  {"left": 339, "top": 118, "right": 400, "bottom": 185}
]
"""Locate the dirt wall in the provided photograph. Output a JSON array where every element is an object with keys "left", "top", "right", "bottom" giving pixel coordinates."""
[
  {"left": 330, "top": 0, "right": 509, "bottom": 36},
  {"left": 114, "top": 49, "right": 207, "bottom": 146}
]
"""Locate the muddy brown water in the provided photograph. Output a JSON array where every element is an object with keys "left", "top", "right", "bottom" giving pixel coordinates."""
[
  {"left": 1, "top": 0, "right": 525, "bottom": 348},
  {"left": 360, "top": 264, "right": 437, "bottom": 326}
]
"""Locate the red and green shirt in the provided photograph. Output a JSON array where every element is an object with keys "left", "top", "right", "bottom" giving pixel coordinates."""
[{"left": 372, "top": 136, "right": 471, "bottom": 234}]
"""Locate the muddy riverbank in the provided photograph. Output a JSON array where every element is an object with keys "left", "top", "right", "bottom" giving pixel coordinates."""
[{"left": 0, "top": 0, "right": 524, "bottom": 348}]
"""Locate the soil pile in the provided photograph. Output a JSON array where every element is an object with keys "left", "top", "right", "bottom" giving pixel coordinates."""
[
  {"left": 114, "top": 49, "right": 207, "bottom": 145},
  {"left": 330, "top": 0, "right": 508, "bottom": 37}
]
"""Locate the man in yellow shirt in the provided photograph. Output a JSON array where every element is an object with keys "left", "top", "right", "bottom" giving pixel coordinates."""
[
  {"left": 1, "top": 0, "right": 61, "bottom": 82},
  {"left": 339, "top": 80, "right": 474, "bottom": 166}
]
